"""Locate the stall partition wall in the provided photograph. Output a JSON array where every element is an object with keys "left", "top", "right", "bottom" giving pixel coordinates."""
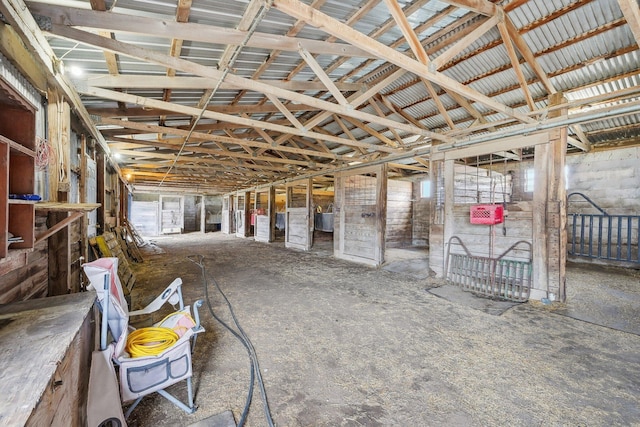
[
  {"left": 160, "top": 196, "right": 184, "bottom": 234},
  {"left": 221, "top": 195, "right": 234, "bottom": 234},
  {"left": 235, "top": 192, "right": 250, "bottom": 238},
  {"left": 254, "top": 187, "right": 275, "bottom": 243},
  {"left": 285, "top": 178, "right": 313, "bottom": 251},
  {"left": 334, "top": 164, "right": 387, "bottom": 267}
]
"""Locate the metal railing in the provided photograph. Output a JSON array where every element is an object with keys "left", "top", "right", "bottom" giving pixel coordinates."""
[
  {"left": 568, "top": 193, "right": 640, "bottom": 264},
  {"left": 445, "top": 236, "right": 532, "bottom": 302}
]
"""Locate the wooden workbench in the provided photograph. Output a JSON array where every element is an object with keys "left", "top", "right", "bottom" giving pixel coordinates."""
[{"left": 0, "top": 292, "right": 95, "bottom": 426}]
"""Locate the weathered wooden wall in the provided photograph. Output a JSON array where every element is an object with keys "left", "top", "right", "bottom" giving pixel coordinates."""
[
  {"left": 386, "top": 179, "right": 413, "bottom": 248},
  {"left": 130, "top": 200, "right": 159, "bottom": 236},
  {"left": 430, "top": 203, "right": 533, "bottom": 277},
  {"left": 0, "top": 215, "right": 48, "bottom": 304},
  {"left": 183, "top": 195, "right": 198, "bottom": 232},
  {"left": 412, "top": 180, "right": 430, "bottom": 247}
]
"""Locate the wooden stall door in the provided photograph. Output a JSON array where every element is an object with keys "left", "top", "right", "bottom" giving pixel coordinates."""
[
  {"left": 285, "top": 179, "right": 312, "bottom": 251},
  {"left": 335, "top": 166, "right": 386, "bottom": 266},
  {"left": 221, "top": 195, "right": 232, "bottom": 234},
  {"left": 235, "top": 192, "right": 249, "bottom": 238},
  {"left": 254, "top": 187, "right": 274, "bottom": 243},
  {"left": 159, "top": 195, "right": 183, "bottom": 234}
]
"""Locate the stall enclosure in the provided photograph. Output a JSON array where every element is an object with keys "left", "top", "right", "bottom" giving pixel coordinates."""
[
  {"left": 235, "top": 192, "right": 250, "bottom": 238},
  {"left": 254, "top": 187, "right": 275, "bottom": 243},
  {"left": 159, "top": 196, "right": 183, "bottom": 234},
  {"left": 285, "top": 178, "right": 313, "bottom": 251},
  {"left": 221, "top": 195, "right": 234, "bottom": 234},
  {"left": 334, "top": 165, "right": 387, "bottom": 267}
]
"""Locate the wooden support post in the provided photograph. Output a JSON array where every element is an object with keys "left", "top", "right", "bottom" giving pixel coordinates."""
[
  {"left": 96, "top": 151, "right": 106, "bottom": 233},
  {"left": 243, "top": 191, "right": 251, "bottom": 238},
  {"left": 47, "top": 92, "right": 72, "bottom": 296},
  {"left": 442, "top": 159, "right": 455, "bottom": 277},
  {"left": 376, "top": 163, "right": 388, "bottom": 265},
  {"left": 80, "top": 135, "right": 88, "bottom": 265},
  {"left": 268, "top": 185, "right": 276, "bottom": 243},
  {"left": 531, "top": 93, "right": 568, "bottom": 301},
  {"left": 200, "top": 195, "right": 206, "bottom": 233}
]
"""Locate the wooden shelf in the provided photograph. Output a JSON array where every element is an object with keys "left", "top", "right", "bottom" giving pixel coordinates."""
[
  {"left": 1, "top": 80, "right": 36, "bottom": 260},
  {"left": 0, "top": 135, "right": 36, "bottom": 157},
  {"left": 8, "top": 199, "right": 38, "bottom": 205},
  {"left": 35, "top": 202, "right": 101, "bottom": 212}
]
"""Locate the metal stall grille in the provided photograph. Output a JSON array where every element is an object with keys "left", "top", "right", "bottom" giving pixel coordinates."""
[
  {"left": 446, "top": 237, "right": 532, "bottom": 302},
  {"left": 568, "top": 193, "right": 640, "bottom": 265}
]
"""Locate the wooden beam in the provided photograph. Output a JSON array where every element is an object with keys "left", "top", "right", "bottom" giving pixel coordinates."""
[
  {"left": 497, "top": 20, "right": 535, "bottom": 111},
  {"left": 48, "top": 25, "right": 434, "bottom": 139},
  {"left": 107, "top": 137, "right": 318, "bottom": 168},
  {"left": 85, "top": 86, "right": 401, "bottom": 153},
  {"left": 439, "top": 0, "right": 497, "bottom": 16},
  {"left": 569, "top": 124, "right": 592, "bottom": 152},
  {"left": 265, "top": 94, "right": 306, "bottom": 130},
  {"left": 0, "top": 21, "right": 47, "bottom": 91},
  {"left": 383, "top": 0, "right": 430, "bottom": 64},
  {"left": 34, "top": 212, "right": 84, "bottom": 245},
  {"left": 504, "top": 16, "right": 556, "bottom": 95},
  {"left": 431, "top": 132, "right": 550, "bottom": 161},
  {"left": 27, "top": 2, "right": 375, "bottom": 58},
  {"left": 341, "top": 116, "right": 399, "bottom": 148},
  {"left": 271, "top": 0, "right": 534, "bottom": 124},
  {"left": 431, "top": 15, "right": 500, "bottom": 71},
  {"left": 298, "top": 46, "right": 350, "bottom": 106},
  {"left": 421, "top": 79, "right": 456, "bottom": 130},
  {"left": 618, "top": 0, "right": 640, "bottom": 48},
  {"left": 81, "top": 74, "right": 362, "bottom": 92}
]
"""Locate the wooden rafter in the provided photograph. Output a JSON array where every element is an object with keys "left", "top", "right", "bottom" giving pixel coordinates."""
[
  {"left": 618, "top": 0, "right": 640, "bottom": 47},
  {"left": 98, "top": 117, "right": 347, "bottom": 161},
  {"left": 270, "top": 0, "right": 534, "bottom": 124},
  {"left": 497, "top": 19, "right": 535, "bottom": 111},
  {"left": 27, "top": 2, "right": 374, "bottom": 58},
  {"left": 47, "top": 24, "right": 436, "bottom": 140}
]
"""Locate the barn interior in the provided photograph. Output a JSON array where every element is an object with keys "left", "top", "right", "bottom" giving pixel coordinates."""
[{"left": 0, "top": 0, "right": 639, "bottom": 425}]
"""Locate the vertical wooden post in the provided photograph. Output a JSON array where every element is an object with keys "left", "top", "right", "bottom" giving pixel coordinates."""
[
  {"left": 47, "top": 91, "right": 71, "bottom": 296},
  {"left": 531, "top": 93, "right": 568, "bottom": 301},
  {"left": 243, "top": 191, "right": 251, "bottom": 237},
  {"left": 96, "top": 151, "right": 105, "bottom": 233},
  {"left": 268, "top": 185, "right": 276, "bottom": 242},
  {"left": 442, "top": 159, "right": 455, "bottom": 277},
  {"left": 200, "top": 195, "right": 206, "bottom": 233},
  {"left": 79, "top": 135, "right": 88, "bottom": 266},
  {"left": 376, "top": 163, "right": 388, "bottom": 265},
  {"left": 306, "top": 178, "right": 313, "bottom": 250},
  {"left": 549, "top": 93, "right": 568, "bottom": 302}
]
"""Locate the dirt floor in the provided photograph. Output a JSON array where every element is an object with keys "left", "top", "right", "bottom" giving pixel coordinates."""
[{"left": 125, "top": 232, "right": 640, "bottom": 427}]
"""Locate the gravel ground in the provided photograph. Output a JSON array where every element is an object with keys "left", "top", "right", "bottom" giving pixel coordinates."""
[{"left": 126, "top": 232, "right": 640, "bottom": 427}]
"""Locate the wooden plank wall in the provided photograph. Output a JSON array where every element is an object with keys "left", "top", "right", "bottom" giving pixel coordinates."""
[
  {"left": 184, "top": 195, "right": 198, "bottom": 232},
  {"left": 0, "top": 215, "right": 48, "bottom": 304},
  {"left": 286, "top": 209, "right": 309, "bottom": 246},
  {"left": 386, "top": 179, "right": 413, "bottom": 248},
  {"left": 447, "top": 202, "right": 533, "bottom": 260},
  {"left": 412, "top": 180, "right": 430, "bottom": 246}
]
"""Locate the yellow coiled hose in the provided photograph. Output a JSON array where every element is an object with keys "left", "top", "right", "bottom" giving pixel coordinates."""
[{"left": 126, "top": 327, "right": 179, "bottom": 358}]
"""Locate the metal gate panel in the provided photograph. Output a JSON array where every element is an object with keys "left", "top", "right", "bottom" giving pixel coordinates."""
[{"left": 446, "top": 237, "right": 532, "bottom": 302}]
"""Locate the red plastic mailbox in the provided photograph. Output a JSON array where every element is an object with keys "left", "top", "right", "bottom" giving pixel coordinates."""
[{"left": 470, "top": 204, "right": 504, "bottom": 225}]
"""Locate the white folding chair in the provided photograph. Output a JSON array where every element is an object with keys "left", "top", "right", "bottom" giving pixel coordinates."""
[{"left": 83, "top": 257, "right": 204, "bottom": 418}]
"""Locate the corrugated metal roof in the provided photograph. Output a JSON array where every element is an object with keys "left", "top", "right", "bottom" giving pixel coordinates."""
[{"left": 13, "top": 0, "right": 640, "bottom": 192}]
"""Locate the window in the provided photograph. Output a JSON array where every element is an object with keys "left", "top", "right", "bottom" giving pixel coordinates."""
[
  {"left": 525, "top": 166, "right": 569, "bottom": 192},
  {"left": 525, "top": 168, "right": 534, "bottom": 192},
  {"left": 420, "top": 179, "right": 431, "bottom": 198}
]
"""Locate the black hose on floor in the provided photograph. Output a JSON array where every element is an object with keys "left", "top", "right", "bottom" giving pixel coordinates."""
[{"left": 187, "top": 255, "right": 274, "bottom": 427}]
